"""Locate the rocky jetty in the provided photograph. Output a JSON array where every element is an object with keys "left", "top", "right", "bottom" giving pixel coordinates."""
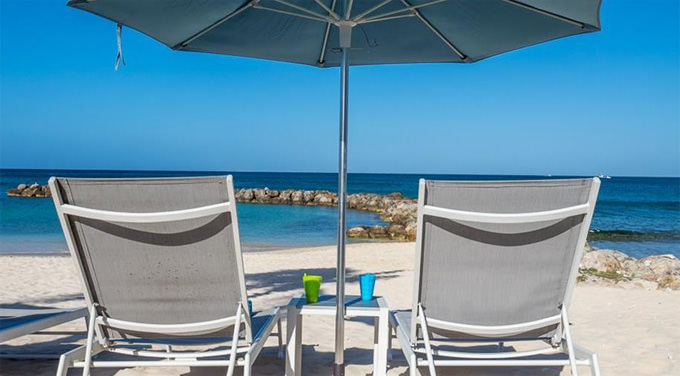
[
  {"left": 8, "top": 184, "right": 418, "bottom": 240},
  {"left": 234, "top": 188, "right": 418, "bottom": 241},
  {"left": 6, "top": 183, "right": 51, "bottom": 198},
  {"left": 579, "top": 246, "right": 680, "bottom": 290}
]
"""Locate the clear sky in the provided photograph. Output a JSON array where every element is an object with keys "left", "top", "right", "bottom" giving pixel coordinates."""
[{"left": 0, "top": 0, "right": 678, "bottom": 177}]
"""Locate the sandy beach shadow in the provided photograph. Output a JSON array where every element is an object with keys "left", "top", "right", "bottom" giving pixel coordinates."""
[{"left": 0, "top": 293, "right": 84, "bottom": 307}]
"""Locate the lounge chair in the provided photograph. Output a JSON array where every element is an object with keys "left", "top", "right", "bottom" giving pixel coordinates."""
[
  {"left": 49, "top": 176, "right": 283, "bottom": 376},
  {"left": 0, "top": 306, "right": 87, "bottom": 359},
  {"left": 390, "top": 178, "right": 601, "bottom": 376}
]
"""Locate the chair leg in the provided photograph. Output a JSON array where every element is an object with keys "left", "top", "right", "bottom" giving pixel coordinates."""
[
  {"left": 387, "top": 326, "right": 393, "bottom": 361},
  {"left": 561, "top": 309, "right": 579, "bottom": 376},
  {"left": 55, "top": 353, "right": 69, "bottom": 376},
  {"left": 55, "top": 342, "right": 103, "bottom": 376},
  {"left": 226, "top": 303, "right": 243, "bottom": 376},
  {"left": 243, "top": 353, "right": 252, "bottom": 376},
  {"left": 82, "top": 304, "right": 99, "bottom": 376},
  {"left": 277, "top": 315, "right": 284, "bottom": 359},
  {"left": 56, "top": 345, "right": 87, "bottom": 376},
  {"left": 409, "top": 354, "right": 418, "bottom": 376},
  {"left": 417, "top": 305, "right": 437, "bottom": 376},
  {"left": 590, "top": 352, "right": 601, "bottom": 376}
]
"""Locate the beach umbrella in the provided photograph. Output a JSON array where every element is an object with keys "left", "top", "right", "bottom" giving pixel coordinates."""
[{"left": 67, "top": 0, "right": 602, "bottom": 373}]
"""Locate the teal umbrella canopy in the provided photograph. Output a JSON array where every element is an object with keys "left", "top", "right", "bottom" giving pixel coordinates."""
[
  {"left": 67, "top": 1, "right": 602, "bottom": 375},
  {"left": 68, "top": 0, "right": 601, "bottom": 67}
]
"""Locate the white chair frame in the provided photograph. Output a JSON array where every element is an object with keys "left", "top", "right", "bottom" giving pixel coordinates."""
[
  {"left": 391, "top": 178, "right": 602, "bottom": 376},
  {"left": 49, "top": 176, "right": 283, "bottom": 376}
]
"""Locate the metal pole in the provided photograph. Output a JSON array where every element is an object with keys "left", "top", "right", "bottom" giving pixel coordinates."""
[{"left": 333, "top": 25, "right": 350, "bottom": 376}]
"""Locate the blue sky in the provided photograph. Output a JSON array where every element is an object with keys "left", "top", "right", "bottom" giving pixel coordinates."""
[{"left": 1, "top": 0, "right": 678, "bottom": 177}]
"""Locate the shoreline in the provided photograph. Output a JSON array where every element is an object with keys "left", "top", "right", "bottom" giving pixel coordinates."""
[
  {"left": 1, "top": 242, "right": 678, "bottom": 290},
  {"left": 0, "top": 239, "right": 388, "bottom": 256},
  {"left": 1, "top": 239, "right": 677, "bottom": 256}
]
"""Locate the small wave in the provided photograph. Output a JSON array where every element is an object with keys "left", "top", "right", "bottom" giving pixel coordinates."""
[{"left": 588, "top": 229, "right": 680, "bottom": 242}]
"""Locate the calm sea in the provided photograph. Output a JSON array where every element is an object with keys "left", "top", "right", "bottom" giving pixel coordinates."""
[{"left": 1, "top": 169, "right": 678, "bottom": 258}]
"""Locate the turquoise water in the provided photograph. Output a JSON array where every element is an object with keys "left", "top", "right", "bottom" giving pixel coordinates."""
[{"left": 1, "top": 169, "right": 678, "bottom": 258}]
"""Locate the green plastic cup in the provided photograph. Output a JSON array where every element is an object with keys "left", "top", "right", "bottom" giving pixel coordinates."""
[{"left": 303, "top": 273, "right": 322, "bottom": 303}]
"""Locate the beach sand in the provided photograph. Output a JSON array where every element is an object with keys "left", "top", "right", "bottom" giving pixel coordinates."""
[{"left": 1, "top": 242, "right": 678, "bottom": 376}]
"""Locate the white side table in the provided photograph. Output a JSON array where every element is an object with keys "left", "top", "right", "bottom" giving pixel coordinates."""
[{"left": 285, "top": 294, "right": 389, "bottom": 376}]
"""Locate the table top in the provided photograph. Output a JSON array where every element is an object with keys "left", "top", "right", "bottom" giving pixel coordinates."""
[{"left": 288, "top": 294, "right": 387, "bottom": 313}]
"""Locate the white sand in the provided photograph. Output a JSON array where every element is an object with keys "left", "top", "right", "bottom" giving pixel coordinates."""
[{"left": 1, "top": 242, "right": 678, "bottom": 376}]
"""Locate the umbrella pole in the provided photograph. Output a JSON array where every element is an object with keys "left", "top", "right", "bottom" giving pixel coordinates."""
[{"left": 334, "top": 45, "right": 349, "bottom": 376}]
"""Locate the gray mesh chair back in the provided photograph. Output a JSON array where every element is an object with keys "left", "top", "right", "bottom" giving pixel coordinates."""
[
  {"left": 411, "top": 178, "right": 600, "bottom": 341},
  {"left": 50, "top": 176, "right": 248, "bottom": 340}
]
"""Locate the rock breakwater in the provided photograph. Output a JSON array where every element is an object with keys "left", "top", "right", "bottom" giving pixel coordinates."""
[
  {"left": 7, "top": 183, "right": 51, "bottom": 198},
  {"left": 7, "top": 184, "right": 418, "bottom": 240},
  {"left": 234, "top": 188, "right": 418, "bottom": 241}
]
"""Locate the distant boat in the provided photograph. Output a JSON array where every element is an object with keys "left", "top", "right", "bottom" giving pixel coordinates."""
[{"left": 597, "top": 174, "right": 612, "bottom": 179}]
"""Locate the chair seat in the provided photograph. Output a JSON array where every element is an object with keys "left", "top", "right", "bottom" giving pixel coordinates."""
[
  {"left": 0, "top": 307, "right": 87, "bottom": 343},
  {"left": 107, "top": 308, "right": 280, "bottom": 346},
  {"left": 391, "top": 310, "right": 556, "bottom": 342},
  {"left": 391, "top": 310, "right": 413, "bottom": 340},
  {"left": 250, "top": 308, "right": 279, "bottom": 342}
]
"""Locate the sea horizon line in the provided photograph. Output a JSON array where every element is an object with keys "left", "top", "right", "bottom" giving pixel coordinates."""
[{"left": 1, "top": 168, "right": 678, "bottom": 180}]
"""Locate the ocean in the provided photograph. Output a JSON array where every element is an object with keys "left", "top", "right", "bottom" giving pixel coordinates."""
[{"left": 1, "top": 169, "right": 678, "bottom": 258}]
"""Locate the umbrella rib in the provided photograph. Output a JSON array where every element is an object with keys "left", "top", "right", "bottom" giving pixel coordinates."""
[
  {"left": 358, "top": 0, "right": 451, "bottom": 23},
  {"left": 271, "top": 0, "right": 335, "bottom": 22},
  {"left": 499, "top": 0, "right": 587, "bottom": 29},
  {"left": 352, "top": 0, "right": 395, "bottom": 21},
  {"left": 318, "top": 0, "right": 338, "bottom": 65},
  {"left": 345, "top": 0, "right": 354, "bottom": 20},
  {"left": 399, "top": 0, "right": 467, "bottom": 60},
  {"left": 359, "top": 13, "right": 416, "bottom": 25},
  {"left": 173, "top": 0, "right": 255, "bottom": 49},
  {"left": 254, "top": 4, "right": 330, "bottom": 23},
  {"left": 313, "top": 0, "right": 341, "bottom": 20}
]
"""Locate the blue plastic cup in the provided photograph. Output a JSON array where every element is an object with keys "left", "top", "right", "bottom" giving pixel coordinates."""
[{"left": 359, "top": 273, "right": 376, "bottom": 301}]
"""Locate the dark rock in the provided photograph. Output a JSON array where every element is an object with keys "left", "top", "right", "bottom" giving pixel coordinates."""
[
  {"left": 347, "top": 226, "right": 369, "bottom": 238},
  {"left": 253, "top": 188, "right": 268, "bottom": 201},
  {"left": 302, "top": 190, "right": 314, "bottom": 203},
  {"left": 291, "top": 191, "right": 304, "bottom": 203},
  {"left": 314, "top": 192, "right": 333, "bottom": 205},
  {"left": 368, "top": 225, "right": 389, "bottom": 239},
  {"left": 240, "top": 189, "right": 254, "bottom": 201},
  {"left": 279, "top": 190, "right": 293, "bottom": 203},
  {"left": 388, "top": 224, "right": 406, "bottom": 240},
  {"left": 405, "top": 223, "right": 417, "bottom": 241},
  {"left": 7, "top": 188, "right": 21, "bottom": 197},
  {"left": 21, "top": 187, "right": 39, "bottom": 197}
]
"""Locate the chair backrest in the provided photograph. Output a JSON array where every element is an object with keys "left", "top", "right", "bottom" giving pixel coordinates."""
[
  {"left": 411, "top": 178, "right": 599, "bottom": 341},
  {"left": 50, "top": 176, "right": 249, "bottom": 340}
]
